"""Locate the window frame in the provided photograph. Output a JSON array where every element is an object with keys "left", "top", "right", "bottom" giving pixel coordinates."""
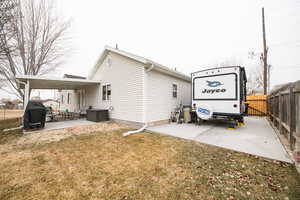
[
  {"left": 67, "top": 93, "right": 71, "bottom": 104},
  {"left": 102, "top": 84, "right": 111, "bottom": 101},
  {"left": 172, "top": 84, "right": 178, "bottom": 98},
  {"left": 102, "top": 85, "right": 107, "bottom": 100}
]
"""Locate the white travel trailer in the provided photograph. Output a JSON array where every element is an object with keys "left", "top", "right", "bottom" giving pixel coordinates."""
[{"left": 191, "top": 66, "right": 247, "bottom": 126}]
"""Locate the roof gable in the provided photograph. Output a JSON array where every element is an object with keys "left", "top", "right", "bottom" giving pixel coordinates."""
[{"left": 88, "top": 46, "right": 191, "bottom": 82}]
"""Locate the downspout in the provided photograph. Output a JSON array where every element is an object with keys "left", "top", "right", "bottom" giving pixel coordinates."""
[
  {"left": 16, "top": 79, "right": 27, "bottom": 87},
  {"left": 123, "top": 124, "right": 148, "bottom": 137},
  {"left": 146, "top": 63, "right": 155, "bottom": 72},
  {"left": 123, "top": 63, "right": 154, "bottom": 137}
]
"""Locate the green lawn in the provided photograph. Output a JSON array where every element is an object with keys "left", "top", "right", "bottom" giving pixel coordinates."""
[{"left": 0, "top": 119, "right": 299, "bottom": 200}]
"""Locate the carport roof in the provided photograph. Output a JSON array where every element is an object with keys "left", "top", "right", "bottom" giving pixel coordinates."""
[{"left": 16, "top": 75, "right": 100, "bottom": 89}]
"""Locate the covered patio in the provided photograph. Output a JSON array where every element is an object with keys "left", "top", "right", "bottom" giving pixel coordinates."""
[
  {"left": 16, "top": 75, "right": 100, "bottom": 111},
  {"left": 16, "top": 75, "right": 101, "bottom": 131}
]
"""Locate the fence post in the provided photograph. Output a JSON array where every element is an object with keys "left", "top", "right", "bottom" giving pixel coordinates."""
[
  {"left": 265, "top": 95, "right": 270, "bottom": 116},
  {"left": 278, "top": 93, "right": 283, "bottom": 134},
  {"left": 290, "top": 86, "right": 295, "bottom": 149},
  {"left": 295, "top": 81, "right": 300, "bottom": 156},
  {"left": 272, "top": 96, "right": 276, "bottom": 125}
]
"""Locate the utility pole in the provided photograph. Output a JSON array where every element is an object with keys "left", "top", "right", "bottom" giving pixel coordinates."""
[
  {"left": 268, "top": 64, "right": 271, "bottom": 93},
  {"left": 262, "top": 7, "right": 268, "bottom": 95}
]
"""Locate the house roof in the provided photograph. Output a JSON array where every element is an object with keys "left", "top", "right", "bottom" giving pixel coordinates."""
[
  {"left": 88, "top": 45, "right": 191, "bottom": 82},
  {"left": 16, "top": 75, "right": 100, "bottom": 89}
]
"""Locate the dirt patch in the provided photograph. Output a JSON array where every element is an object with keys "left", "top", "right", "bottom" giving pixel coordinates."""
[{"left": 17, "top": 122, "right": 130, "bottom": 146}]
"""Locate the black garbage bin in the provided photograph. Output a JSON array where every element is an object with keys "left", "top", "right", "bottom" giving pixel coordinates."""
[
  {"left": 23, "top": 101, "right": 47, "bottom": 129},
  {"left": 86, "top": 109, "right": 109, "bottom": 122}
]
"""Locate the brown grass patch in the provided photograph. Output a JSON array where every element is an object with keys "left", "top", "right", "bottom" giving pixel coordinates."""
[
  {"left": 0, "top": 122, "right": 299, "bottom": 199},
  {"left": 0, "top": 118, "right": 22, "bottom": 145},
  {"left": 0, "top": 110, "right": 23, "bottom": 121}
]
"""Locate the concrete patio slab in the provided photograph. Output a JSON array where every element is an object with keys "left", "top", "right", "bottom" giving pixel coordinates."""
[
  {"left": 24, "top": 119, "right": 96, "bottom": 134},
  {"left": 147, "top": 117, "right": 292, "bottom": 163}
]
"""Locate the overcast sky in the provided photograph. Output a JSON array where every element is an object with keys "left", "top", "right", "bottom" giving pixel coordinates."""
[{"left": 2, "top": 0, "right": 300, "bottom": 99}]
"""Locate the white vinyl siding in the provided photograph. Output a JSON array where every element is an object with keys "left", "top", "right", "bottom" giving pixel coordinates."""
[
  {"left": 83, "top": 49, "right": 191, "bottom": 125},
  {"left": 89, "top": 52, "right": 144, "bottom": 123},
  {"left": 145, "top": 70, "right": 191, "bottom": 123}
]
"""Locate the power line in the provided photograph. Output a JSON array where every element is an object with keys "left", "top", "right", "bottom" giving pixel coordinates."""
[
  {"left": 272, "top": 64, "right": 300, "bottom": 70},
  {"left": 279, "top": 67, "right": 300, "bottom": 70},
  {"left": 270, "top": 43, "right": 300, "bottom": 49},
  {"left": 271, "top": 40, "right": 300, "bottom": 47}
]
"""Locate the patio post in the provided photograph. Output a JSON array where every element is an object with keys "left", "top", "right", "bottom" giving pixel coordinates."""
[{"left": 24, "top": 80, "right": 30, "bottom": 112}]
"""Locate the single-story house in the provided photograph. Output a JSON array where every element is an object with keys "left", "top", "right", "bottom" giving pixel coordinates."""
[{"left": 17, "top": 46, "right": 191, "bottom": 127}]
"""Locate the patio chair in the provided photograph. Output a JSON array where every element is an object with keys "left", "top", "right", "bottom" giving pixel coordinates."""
[
  {"left": 79, "top": 108, "right": 87, "bottom": 118},
  {"left": 53, "top": 111, "right": 63, "bottom": 121}
]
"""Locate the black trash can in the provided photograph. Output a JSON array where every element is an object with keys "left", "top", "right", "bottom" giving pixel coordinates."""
[
  {"left": 23, "top": 101, "right": 47, "bottom": 129},
  {"left": 86, "top": 109, "right": 109, "bottom": 122}
]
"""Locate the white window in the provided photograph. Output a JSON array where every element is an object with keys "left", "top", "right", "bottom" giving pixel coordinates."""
[
  {"left": 172, "top": 84, "right": 177, "bottom": 98},
  {"left": 102, "top": 84, "right": 111, "bottom": 101}
]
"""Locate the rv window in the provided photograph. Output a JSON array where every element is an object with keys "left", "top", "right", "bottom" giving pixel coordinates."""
[
  {"left": 172, "top": 84, "right": 177, "bottom": 98},
  {"left": 193, "top": 73, "right": 237, "bottom": 100}
]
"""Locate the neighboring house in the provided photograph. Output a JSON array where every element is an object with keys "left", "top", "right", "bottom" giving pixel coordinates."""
[
  {"left": 59, "top": 46, "right": 191, "bottom": 126},
  {"left": 1, "top": 99, "right": 23, "bottom": 109}
]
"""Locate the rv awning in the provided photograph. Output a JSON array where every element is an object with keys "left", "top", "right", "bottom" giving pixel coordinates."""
[{"left": 16, "top": 75, "right": 100, "bottom": 90}]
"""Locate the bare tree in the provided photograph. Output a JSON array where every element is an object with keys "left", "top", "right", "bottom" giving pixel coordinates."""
[
  {"left": 0, "top": 0, "right": 70, "bottom": 100},
  {"left": 246, "top": 65, "right": 264, "bottom": 95},
  {"left": 212, "top": 56, "right": 243, "bottom": 68},
  {"left": 0, "top": 0, "right": 17, "bottom": 56}
]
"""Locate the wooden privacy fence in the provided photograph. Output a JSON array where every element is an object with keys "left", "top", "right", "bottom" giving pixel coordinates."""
[
  {"left": 268, "top": 81, "right": 300, "bottom": 164},
  {"left": 246, "top": 95, "right": 267, "bottom": 116}
]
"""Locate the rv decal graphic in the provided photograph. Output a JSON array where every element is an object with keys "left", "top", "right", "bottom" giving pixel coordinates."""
[
  {"left": 206, "top": 81, "right": 223, "bottom": 87},
  {"left": 202, "top": 80, "right": 226, "bottom": 94},
  {"left": 198, "top": 107, "right": 210, "bottom": 115},
  {"left": 202, "top": 88, "right": 226, "bottom": 94}
]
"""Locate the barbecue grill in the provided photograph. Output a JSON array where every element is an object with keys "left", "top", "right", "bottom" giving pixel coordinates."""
[{"left": 23, "top": 101, "right": 46, "bottom": 129}]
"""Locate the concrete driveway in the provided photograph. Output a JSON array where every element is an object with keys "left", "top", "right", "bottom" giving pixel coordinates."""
[{"left": 147, "top": 117, "right": 292, "bottom": 163}]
